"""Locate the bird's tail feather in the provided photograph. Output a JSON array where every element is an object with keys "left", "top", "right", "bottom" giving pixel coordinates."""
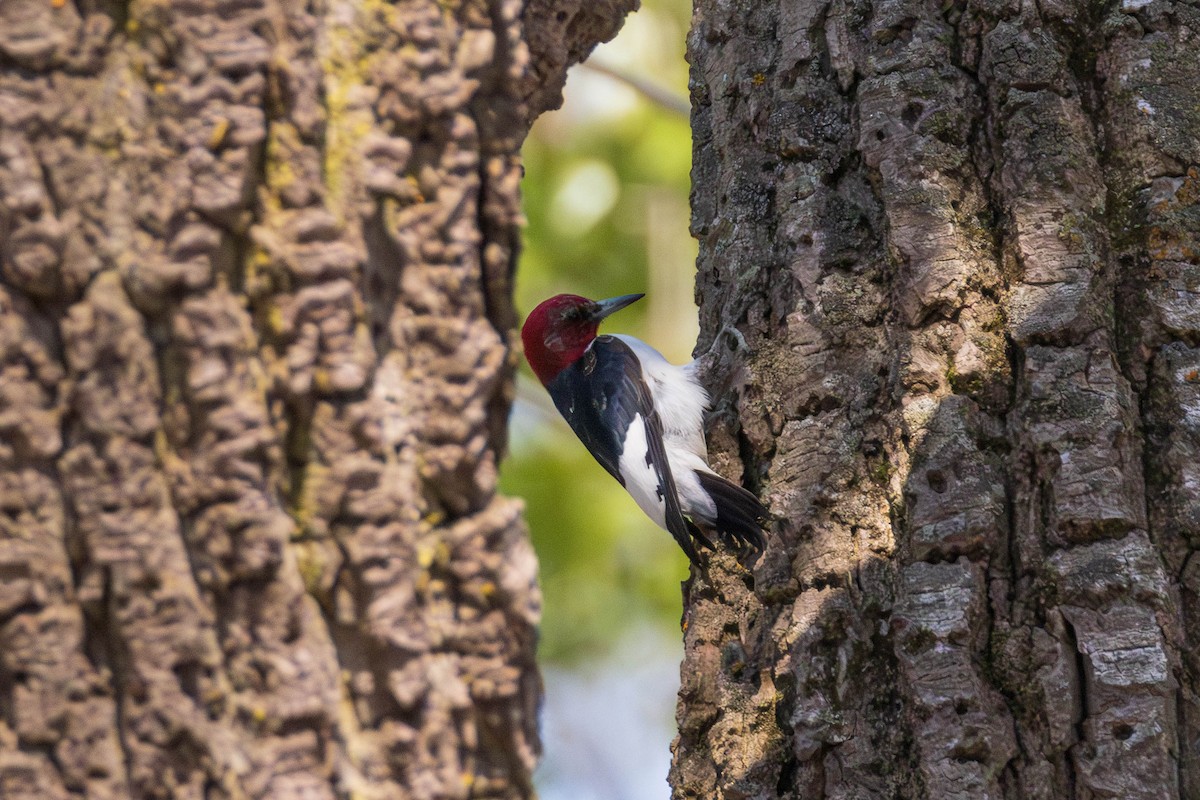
[{"left": 695, "top": 471, "right": 767, "bottom": 555}]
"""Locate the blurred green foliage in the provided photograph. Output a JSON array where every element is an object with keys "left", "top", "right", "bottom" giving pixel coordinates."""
[{"left": 502, "top": 0, "right": 697, "bottom": 665}]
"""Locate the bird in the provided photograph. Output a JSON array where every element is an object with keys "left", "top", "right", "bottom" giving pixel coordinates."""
[{"left": 520, "top": 292, "right": 767, "bottom": 566}]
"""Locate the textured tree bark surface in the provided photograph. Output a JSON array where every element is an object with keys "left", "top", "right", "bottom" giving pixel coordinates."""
[
  {"left": 0, "top": 0, "right": 634, "bottom": 797},
  {"left": 677, "top": 0, "right": 1198, "bottom": 797}
]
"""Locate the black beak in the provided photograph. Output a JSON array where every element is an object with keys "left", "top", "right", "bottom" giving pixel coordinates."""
[{"left": 589, "top": 293, "right": 644, "bottom": 321}]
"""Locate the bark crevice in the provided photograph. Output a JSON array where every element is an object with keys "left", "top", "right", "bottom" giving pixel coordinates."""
[
  {"left": 0, "top": 0, "right": 636, "bottom": 796},
  {"left": 675, "top": 0, "right": 1197, "bottom": 797}
]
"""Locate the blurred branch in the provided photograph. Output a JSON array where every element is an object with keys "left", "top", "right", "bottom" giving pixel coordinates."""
[
  {"left": 581, "top": 60, "right": 691, "bottom": 117},
  {"left": 515, "top": 373, "right": 571, "bottom": 426}
]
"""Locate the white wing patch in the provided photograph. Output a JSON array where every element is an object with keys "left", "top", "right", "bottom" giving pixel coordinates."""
[
  {"left": 617, "top": 414, "right": 668, "bottom": 529},
  {"left": 608, "top": 335, "right": 724, "bottom": 532}
]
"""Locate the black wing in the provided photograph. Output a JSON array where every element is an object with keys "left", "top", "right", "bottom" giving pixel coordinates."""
[{"left": 546, "top": 336, "right": 706, "bottom": 565}]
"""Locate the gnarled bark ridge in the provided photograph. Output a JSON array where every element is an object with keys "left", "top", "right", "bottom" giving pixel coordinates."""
[
  {"left": 0, "top": 0, "right": 636, "bottom": 797},
  {"left": 676, "top": 1, "right": 1198, "bottom": 797}
]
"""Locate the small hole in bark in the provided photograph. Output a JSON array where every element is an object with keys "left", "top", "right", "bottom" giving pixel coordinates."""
[
  {"left": 954, "top": 699, "right": 969, "bottom": 715},
  {"left": 1113, "top": 723, "right": 1134, "bottom": 740},
  {"left": 173, "top": 661, "right": 203, "bottom": 701},
  {"left": 799, "top": 233, "right": 813, "bottom": 246},
  {"left": 901, "top": 101, "right": 924, "bottom": 125},
  {"left": 556, "top": 10, "right": 568, "bottom": 21},
  {"left": 874, "top": 129, "right": 886, "bottom": 141},
  {"left": 926, "top": 469, "right": 948, "bottom": 493}
]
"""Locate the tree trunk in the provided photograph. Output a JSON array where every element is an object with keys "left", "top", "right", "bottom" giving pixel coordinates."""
[
  {"left": 0, "top": 0, "right": 634, "bottom": 797},
  {"left": 676, "top": 0, "right": 1198, "bottom": 797}
]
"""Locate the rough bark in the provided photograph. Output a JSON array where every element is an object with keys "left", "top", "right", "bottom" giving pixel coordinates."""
[
  {"left": 676, "top": 0, "right": 1198, "bottom": 797},
  {"left": 0, "top": 0, "right": 635, "bottom": 797}
]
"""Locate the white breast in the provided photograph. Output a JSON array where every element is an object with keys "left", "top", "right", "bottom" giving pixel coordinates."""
[{"left": 610, "top": 335, "right": 708, "bottom": 457}]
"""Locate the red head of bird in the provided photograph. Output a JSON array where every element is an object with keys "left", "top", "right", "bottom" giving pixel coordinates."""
[{"left": 520, "top": 293, "right": 643, "bottom": 385}]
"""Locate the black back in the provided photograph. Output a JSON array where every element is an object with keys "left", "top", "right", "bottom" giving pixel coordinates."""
[{"left": 547, "top": 336, "right": 703, "bottom": 564}]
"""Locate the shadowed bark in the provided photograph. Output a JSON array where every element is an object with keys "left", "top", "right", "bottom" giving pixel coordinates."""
[
  {"left": 0, "top": 0, "right": 635, "bottom": 797},
  {"left": 675, "top": 0, "right": 1198, "bottom": 797}
]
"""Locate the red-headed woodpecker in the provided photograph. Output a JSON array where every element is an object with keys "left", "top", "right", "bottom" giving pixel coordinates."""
[{"left": 521, "top": 292, "right": 767, "bottom": 566}]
